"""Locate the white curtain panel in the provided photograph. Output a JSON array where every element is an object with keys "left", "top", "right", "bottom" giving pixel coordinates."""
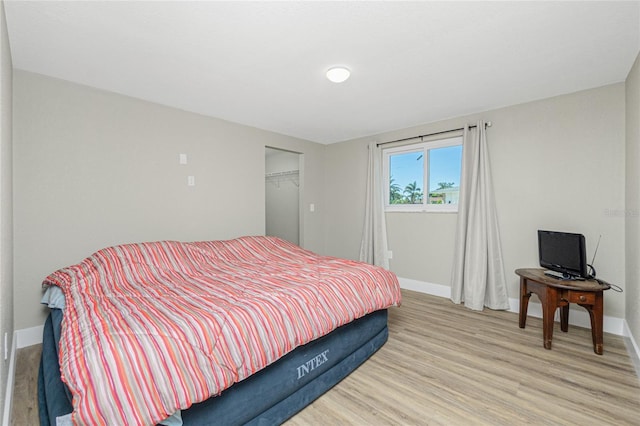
[
  {"left": 359, "top": 142, "right": 390, "bottom": 270},
  {"left": 450, "top": 121, "right": 509, "bottom": 310}
]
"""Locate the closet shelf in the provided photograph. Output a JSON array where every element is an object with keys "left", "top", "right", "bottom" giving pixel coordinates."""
[
  {"left": 265, "top": 170, "right": 299, "bottom": 178},
  {"left": 265, "top": 170, "right": 299, "bottom": 188}
]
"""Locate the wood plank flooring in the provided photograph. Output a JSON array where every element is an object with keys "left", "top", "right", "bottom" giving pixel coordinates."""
[
  {"left": 12, "top": 290, "right": 640, "bottom": 425},
  {"left": 12, "top": 340, "right": 41, "bottom": 425}
]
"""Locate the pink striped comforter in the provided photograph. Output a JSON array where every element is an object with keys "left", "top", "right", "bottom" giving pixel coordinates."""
[{"left": 43, "top": 236, "right": 401, "bottom": 425}]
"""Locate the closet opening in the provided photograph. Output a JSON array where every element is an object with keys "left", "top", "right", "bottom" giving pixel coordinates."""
[{"left": 265, "top": 147, "right": 303, "bottom": 245}]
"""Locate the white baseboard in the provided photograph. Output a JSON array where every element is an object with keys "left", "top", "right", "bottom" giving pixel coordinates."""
[
  {"left": 2, "top": 325, "right": 45, "bottom": 425},
  {"left": 398, "top": 276, "right": 640, "bottom": 365},
  {"left": 398, "top": 276, "right": 626, "bottom": 336},
  {"left": 623, "top": 321, "right": 640, "bottom": 377},
  {"left": 2, "top": 331, "right": 16, "bottom": 426},
  {"left": 398, "top": 277, "right": 451, "bottom": 298},
  {"left": 12, "top": 281, "right": 640, "bottom": 389},
  {"left": 16, "top": 325, "right": 43, "bottom": 349},
  {"left": 14, "top": 284, "right": 637, "bottom": 346}
]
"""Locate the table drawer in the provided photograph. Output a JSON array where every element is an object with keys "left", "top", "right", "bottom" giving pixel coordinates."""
[{"left": 566, "top": 291, "right": 595, "bottom": 304}]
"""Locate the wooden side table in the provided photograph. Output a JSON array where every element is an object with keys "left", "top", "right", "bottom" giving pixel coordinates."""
[{"left": 516, "top": 268, "right": 610, "bottom": 355}]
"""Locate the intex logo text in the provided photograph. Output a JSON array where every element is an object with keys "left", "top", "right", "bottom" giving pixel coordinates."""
[{"left": 296, "top": 349, "right": 329, "bottom": 379}]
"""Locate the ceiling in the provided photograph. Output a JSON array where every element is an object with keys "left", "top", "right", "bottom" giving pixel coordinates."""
[{"left": 4, "top": 1, "right": 640, "bottom": 144}]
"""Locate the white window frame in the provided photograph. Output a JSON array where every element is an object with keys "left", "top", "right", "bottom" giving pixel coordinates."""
[{"left": 382, "top": 136, "right": 463, "bottom": 213}]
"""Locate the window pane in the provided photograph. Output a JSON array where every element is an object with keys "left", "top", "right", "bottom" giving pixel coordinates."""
[
  {"left": 427, "top": 145, "right": 462, "bottom": 205},
  {"left": 389, "top": 151, "right": 424, "bottom": 205}
]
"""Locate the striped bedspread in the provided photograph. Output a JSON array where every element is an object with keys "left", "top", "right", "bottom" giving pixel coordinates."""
[{"left": 43, "top": 236, "right": 401, "bottom": 425}]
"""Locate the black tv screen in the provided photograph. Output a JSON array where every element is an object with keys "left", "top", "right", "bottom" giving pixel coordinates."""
[{"left": 538, "top": 230, "right": 588, "bottom": 279}]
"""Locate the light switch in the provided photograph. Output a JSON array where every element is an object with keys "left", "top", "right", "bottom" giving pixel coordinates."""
[
  {"left": 310, "top": 203, "right": 315, "bottom": 212},
  {"left": 179, "top": 154, "right": 188, "bottom": 165},
  {"left": 188, "top": 176, "right": 195, "bottom": 186}
]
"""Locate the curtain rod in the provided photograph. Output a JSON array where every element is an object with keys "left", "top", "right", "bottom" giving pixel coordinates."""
[{"left": 376, "top": 121, "right": 492, "bottom": 147}]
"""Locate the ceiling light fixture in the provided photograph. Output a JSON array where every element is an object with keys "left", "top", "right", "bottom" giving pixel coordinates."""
[{"left": 326, "top": 66, "right": 351, "bottom": 83}]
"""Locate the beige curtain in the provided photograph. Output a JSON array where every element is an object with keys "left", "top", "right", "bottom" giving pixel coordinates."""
[
  {"left": 450, "top": 121, "right": 509, "bottom": 310},
  {"left": 359, "top": 142, "right": 390, "bottom": 269}
]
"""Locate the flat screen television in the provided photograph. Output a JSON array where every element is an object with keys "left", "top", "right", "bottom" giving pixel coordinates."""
[{"left": 537, "top": 230, "right": 588, "bottom": 279}]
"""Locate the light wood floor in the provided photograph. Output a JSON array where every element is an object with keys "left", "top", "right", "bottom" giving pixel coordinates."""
[{"left": 12, "top": 290, "right": 640, "bottom": 425}]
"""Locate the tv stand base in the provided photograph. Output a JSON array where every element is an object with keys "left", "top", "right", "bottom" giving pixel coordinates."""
[{"left": 516, "top": 268, "right": 610, "bottom": 355}]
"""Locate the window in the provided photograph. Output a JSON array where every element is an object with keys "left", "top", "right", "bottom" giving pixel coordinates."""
[{"left": 383, "top": 136, "right": 463, "bottom": 212}]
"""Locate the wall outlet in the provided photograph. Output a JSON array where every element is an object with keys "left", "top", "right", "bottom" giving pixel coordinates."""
[
  {"left": 179, "top": 153, "right": 187, "bottom": 165},
  {"left": 187, "top": 176, "right": 195, "bottom": 186}
]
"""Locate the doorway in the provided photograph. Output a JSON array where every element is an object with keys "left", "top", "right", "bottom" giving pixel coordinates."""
[{"left": 265, "top": 147, "right": 302, "bottom": 245}]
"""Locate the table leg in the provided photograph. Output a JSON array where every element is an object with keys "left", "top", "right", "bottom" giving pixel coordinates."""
[
  {"left": 541, "top": 287, "right": 557, "bottom": 350},
  {"left": 560, "top": 304, "right": 569, "bottom": 332},
  {"left": 519, "top": 277, "right": 531, "bottom": 329},
  {"left": 581, "top": 291, "right": 604, "bottom": 355}
]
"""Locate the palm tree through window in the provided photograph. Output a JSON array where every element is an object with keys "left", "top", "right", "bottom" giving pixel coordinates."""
[{"left": 383, "top": 136, "right": 463, "bottom": 212}]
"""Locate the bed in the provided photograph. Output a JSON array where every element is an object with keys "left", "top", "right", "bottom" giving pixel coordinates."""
[{"left": 37, "top": 236, "right": 401, "bottom": 425}]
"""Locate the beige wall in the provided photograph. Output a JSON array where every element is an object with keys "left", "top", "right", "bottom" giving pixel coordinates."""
[
  {"left": 13, "top": 71, "right": 324, "bottom": 330},
  {"left": 0, "top": 0, "right": 12, "bottom": 419},
  {"left": 626, "top": 52, "right": 640, "bottom": 346},
  {"left": 9, "top": 61, "right": 636, "bottom": 337},
  {"left": 325, "top": 84, "right": 627, "bottom": 319}
]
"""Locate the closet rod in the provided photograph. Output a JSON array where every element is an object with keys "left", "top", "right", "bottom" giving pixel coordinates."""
[{"left": 376, "top": 121, "right": 492, "bottom": 147}]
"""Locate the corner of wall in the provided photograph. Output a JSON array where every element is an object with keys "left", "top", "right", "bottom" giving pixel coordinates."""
[
  {"left": 1, "top": 331, "right": 16, "bottom": 426},
  {"left": 623, "top": 319, "right": 640, "bottom": 378},
  {"left": 0, "top": 0, "right": 14, "bottom": 422},
  {"left": 625, "top": 50, "right": 640, "bottom": 361}
]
